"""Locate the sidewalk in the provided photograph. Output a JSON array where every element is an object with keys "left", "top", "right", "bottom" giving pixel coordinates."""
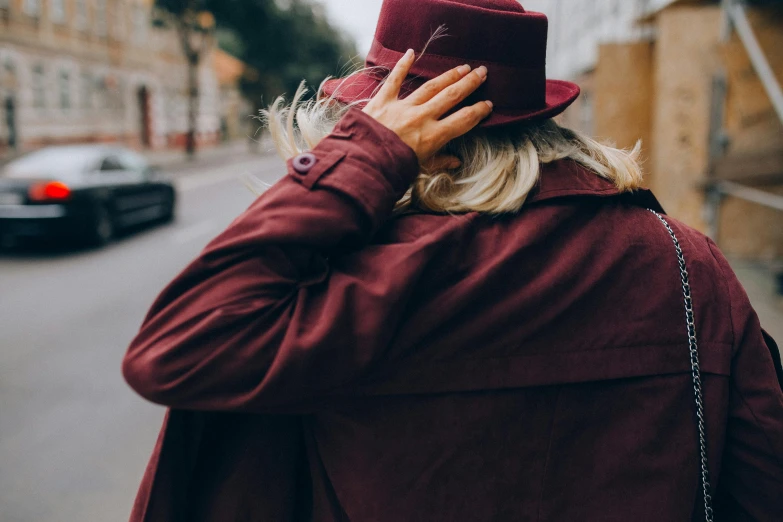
[{"left": 143, "top": 138, "right": 272, "bottom": 175}]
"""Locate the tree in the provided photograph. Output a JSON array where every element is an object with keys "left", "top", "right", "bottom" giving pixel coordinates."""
[
  {"left": 206, "top": 0, "right": 357, "bottom": 122},
  {"left": 154, "top": 0, "right": 216, "bottom": 159},
  {"left": 154, "top": 0, "right": 356, "bottom": 156}
]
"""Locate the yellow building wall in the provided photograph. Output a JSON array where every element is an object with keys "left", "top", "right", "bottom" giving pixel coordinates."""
[
  {"left": 553, "top": 4, "right": 782, "bottom": 260},
  {"left": 582, "top": 5, "right": 783, "bottom": 259},
  {"left": 718, "top": 9, "right": 783, "bottom": 260},
  {"left": 649, "top": 6, "right": 783, "bottom": 259},
  {"left": 649, "top": 6, "right": 723, "bottom": 234},
  {"left": 594, "top": 42, "right": 655, "bottom": 183}
]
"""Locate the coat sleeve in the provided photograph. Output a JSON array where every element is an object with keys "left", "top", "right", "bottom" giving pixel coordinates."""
[
  {"left": 707, "top": 240, "right": 783, "bottom": 520},
  {"left": 122, "top": 108, "right": 424, "bottom": 414}
]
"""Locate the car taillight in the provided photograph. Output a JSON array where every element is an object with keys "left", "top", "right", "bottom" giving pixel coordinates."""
[{"left": 29, "top": 181, "right": 72, "bottom": 202}]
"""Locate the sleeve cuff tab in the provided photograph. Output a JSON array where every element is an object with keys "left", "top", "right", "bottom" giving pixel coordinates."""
[{"left": 289, "top": 149, "right": 347, "bottom": 190}]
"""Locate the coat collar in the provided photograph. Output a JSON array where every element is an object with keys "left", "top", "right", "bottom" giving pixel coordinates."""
[
  {"left": 398, "top": 159, "right": 665, "bottom": 217},
  {"left": 527, "top": 159, "right": 665, "bottom": 213}
]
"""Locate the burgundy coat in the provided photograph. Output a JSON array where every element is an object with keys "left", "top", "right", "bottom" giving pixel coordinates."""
[{"left": 123, "top": 109, "right": 783, "bottom": 521}]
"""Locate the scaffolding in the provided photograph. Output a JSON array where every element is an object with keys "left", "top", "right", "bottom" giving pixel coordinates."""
[{"left": 705, "top": 0, "right": 783, "bottom": 243}]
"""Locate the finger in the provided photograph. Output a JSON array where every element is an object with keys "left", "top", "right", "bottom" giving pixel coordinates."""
[
  {"left": 407, "top": 64, "right": 472, "bottom": 106},
  {"left": 422, "top": 155, "right": 462, "bottom": 172},
  {"left": 376, "top": 49, "right": 415, "bottom": 101},
  {"left": 437, "top": 100, "right": 494, "bottom": 142},
  {"left": 424, "top": 66, "right": 488, "bottom": 117}
]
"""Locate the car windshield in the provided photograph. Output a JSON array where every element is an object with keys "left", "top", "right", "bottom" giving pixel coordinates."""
[{"left": 2, "top": 148, "right": 99, "bottom": 180}]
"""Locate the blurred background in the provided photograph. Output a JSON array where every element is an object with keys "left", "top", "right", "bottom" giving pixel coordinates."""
[{"left": 0, "top": 0, "right": 781, "bottom": 521}]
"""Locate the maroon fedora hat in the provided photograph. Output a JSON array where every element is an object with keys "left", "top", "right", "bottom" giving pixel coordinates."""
[{"left": 322, "top": 0, "right": 580, "bottom": 128}]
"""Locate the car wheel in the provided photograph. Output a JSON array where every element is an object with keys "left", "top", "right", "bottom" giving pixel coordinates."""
[
  {"left": 86, "top": 205, "right": 115, "bottom": 246},
  {"left": 160, "top": 193, "right": 176, "bottom": 224}
]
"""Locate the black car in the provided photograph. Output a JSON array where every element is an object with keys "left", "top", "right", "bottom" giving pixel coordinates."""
[{"left": 0, "top": 145, "right": 176, "bottom": 247}]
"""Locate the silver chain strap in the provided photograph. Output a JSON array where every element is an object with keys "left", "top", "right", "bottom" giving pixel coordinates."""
[{"left": 648, "top": 209, "right": 714, "bottom": 522}]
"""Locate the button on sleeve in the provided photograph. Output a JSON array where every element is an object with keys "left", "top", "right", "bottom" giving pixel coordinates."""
[
  {"left": 292, "top": 152, "right": 317, "bottom": 174},
  {"left": 287, "top": 150, "right": 346, "bottom": 190}
]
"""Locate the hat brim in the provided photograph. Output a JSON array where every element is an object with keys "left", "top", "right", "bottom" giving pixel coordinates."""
[{"left": 321, "top": 73, "right": 580, "bottom": 128}]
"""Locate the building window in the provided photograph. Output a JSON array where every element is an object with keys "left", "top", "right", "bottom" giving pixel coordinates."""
[
  {"left": 95, "top": 76, "right": 107, "bottom": 109},
  {"left": 32, "top": 64, "right": 46, "bottom": 108},
  {"left": 95, "top": 0, "right": 107, "bottom": 36},
  {"left": 81, "top": 71, "right": 92, "bottom": 109},
  {"left": 1, "top": 58, "right": 15, "bottom": 88},
  {"left": 132, "top": 7, "right": 149, "bottom": 45},
  {"left": 3, "top": 58, "right": 14, "bottom": 76},
  {"left": 23, "top": 0, "right": 40, "bottom": 17},
  {"left": 49, "top": 0, "right": 65, "bottom": 23},
  {"left": 111, "top": 78, "right": 125, "bottom": 110},
  {"left": 113, "top": 2, "right": 127, "bottom": 41},
  {"left": 74, "top": 0, "right": 87, "bottom": 29},
  {"left": 59, "top": 70, "right": 71, "bottom": 109}
]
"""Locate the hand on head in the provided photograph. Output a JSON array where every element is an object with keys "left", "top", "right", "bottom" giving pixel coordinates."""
[{"left": 362, "top": 49, "right": 493, "bottom": 170}]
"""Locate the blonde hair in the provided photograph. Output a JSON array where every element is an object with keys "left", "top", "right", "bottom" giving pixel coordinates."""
[{"left": 260, "top": 75, "right": 644, "bottom": 215}]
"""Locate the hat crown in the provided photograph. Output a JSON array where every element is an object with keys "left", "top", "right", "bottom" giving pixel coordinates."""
[
  {"left": 449, "top": 0, "right": 526, "bottom": 13},
  {"left": 373, "top": 0, "right": 548, "bottom": 68}
]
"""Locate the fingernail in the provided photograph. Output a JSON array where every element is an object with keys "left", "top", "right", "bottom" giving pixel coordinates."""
[
  {"left": 457, "top": 64, "right": 471, "bottom": 76},
  {"left": 475, "top": 66, "right": 488, "bottom": 80},
  {"left": 405, "top": 49, "right": 415, "bottom": 60},
  {"left": 485, "top": 100, "right": 494, "bottom": 110}
]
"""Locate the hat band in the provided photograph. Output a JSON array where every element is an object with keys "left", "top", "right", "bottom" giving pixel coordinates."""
[{"left": 366, "top": 39, "right": 547, "bottom": 111}]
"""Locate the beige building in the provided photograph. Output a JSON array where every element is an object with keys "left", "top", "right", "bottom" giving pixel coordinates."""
[
  {"left": 530, "top": 0, "right": 783, "bottom": 261},
  {"left": 0, "top": 0, "right": 222, "bottom": 154}
]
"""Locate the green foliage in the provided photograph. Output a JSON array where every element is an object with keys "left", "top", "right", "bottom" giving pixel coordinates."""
[
  {"left": 204, "top": 0, "right": 358, "bottom": 107},
  {"left": 216, "top": 28, "right": 246, "bottom": 59}
]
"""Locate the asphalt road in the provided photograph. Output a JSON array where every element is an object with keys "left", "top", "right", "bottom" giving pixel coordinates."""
[{"left": 0, "top": 153, "right": 285, "bottom": 522}]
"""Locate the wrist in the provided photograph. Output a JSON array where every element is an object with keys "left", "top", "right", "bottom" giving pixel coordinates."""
[{"left": 324, "top": 108, "right": 420, "bottom": 192}]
